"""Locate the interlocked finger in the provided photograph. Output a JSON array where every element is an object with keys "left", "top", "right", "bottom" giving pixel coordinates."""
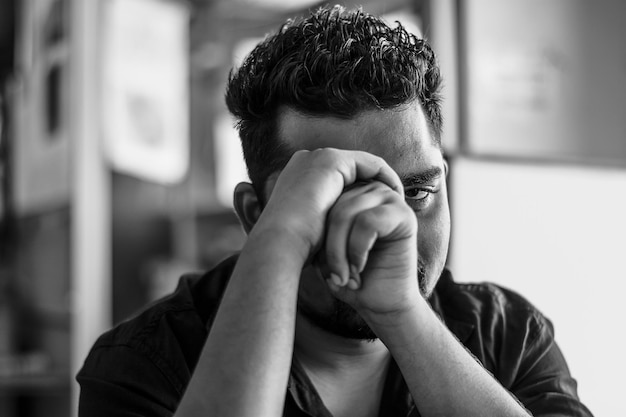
[{"left": 324, "top": 181, "right": 402, "bottom": 287}]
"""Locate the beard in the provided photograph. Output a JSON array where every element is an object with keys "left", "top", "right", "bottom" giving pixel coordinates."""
[{"left": 297, "top": 261, "right": 430, "bottom": 341}]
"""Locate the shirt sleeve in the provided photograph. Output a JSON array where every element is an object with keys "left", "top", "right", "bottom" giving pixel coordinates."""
[
  {"left": 77, "top": 344, "right": 180, "bottom": 417},
  {"left": 508, "top": 314, "right": 594, "bottom": 417}
]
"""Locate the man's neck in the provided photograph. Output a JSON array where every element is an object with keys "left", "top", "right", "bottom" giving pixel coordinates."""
[{"left": 294, "top": 314, "right": 391, "bottom": 417}]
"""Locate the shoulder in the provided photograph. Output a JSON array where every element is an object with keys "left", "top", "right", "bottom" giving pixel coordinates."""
[
  {"left": 78, "top": 255, "right": 237, "bottom": 393},
  {"left": 433, "top": 272, "right": 592, "bottom": 415},
  {"left": 432, "top": 269, "right": 554, "bottom": 378},
  {"left": 434, "top": 268, "right": 550, "bottom": 331}
]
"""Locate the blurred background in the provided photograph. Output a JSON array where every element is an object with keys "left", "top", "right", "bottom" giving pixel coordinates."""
[{"left": 0, "top": 0, "right": 624, "bottom": 415}]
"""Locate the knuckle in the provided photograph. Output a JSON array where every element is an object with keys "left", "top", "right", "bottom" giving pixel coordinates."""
[
  {"left": 328, "top": 205, "right": 352, "bottom": 226},
  {"left": 310, "top": 148, "right": 341, "bottom": 168},
  {"left": 353, "top": 210, "right": 378, "bottom": 231},
  {"left": 369, "top": 181, "right": 393, "bottom": 193},
  {"left": 313, "top": 147, "right": 337, "bottom": 159},
  {"left": 292, "top": 149, "right": 309, "bottom": 159},
  {"left": 348, "top": 249, "right": 368, "bottom": 266},
  {"left": 383, "top": 184, "right": 406, "bottom": 203},
  {"left": 290, "top": 149, "right": 310, "bottom": 165}
]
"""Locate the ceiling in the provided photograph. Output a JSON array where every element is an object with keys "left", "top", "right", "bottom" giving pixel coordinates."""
[
  {"left": 0, "top": 0, "right": 319, "bottom": 81},
  {"left": 0, "top": 0, "right": 417, "bottom": 83}
]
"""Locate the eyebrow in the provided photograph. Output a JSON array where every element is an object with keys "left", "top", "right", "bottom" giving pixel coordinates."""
[{"left": 400, "top": 167, "right": 443, "bottom": 187}]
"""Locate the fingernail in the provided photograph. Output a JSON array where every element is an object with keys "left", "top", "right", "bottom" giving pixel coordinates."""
[
  {"left": 330, "top": 273, "right": 343, "bottom": 287},
  {"left": 347, "top": 278, "right": 359, "bottom": 290},
  {"left": 350, "top": 264, "right": 361, "bottom": 287}
]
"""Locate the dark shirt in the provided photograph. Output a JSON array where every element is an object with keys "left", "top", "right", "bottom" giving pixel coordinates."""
[{"left": 77, "top": 255, "right": 593, "bottom": 416}]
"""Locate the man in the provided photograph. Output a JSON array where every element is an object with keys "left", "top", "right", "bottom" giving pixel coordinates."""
[{"left": 77, "top": 5, "right": 592, "bottom": 417}]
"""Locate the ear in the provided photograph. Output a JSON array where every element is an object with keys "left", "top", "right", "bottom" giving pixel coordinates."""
[
  {"left": 443, "top": 157, "right": 449, "bottom": 177},
  {"left": 233, "top": 182, "right": 262, "bottom": 234}
]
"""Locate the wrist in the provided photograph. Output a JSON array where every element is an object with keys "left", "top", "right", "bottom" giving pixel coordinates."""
[
  {"left": 246, "top": 220, "right": 314, "bottom": 266},
  {"left": 360, "top": 295, "right": 432, "bottom": 340}
]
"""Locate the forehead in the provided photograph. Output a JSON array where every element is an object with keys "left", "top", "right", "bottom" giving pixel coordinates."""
[{"left": 277, "top": 103, "right": 441, "bottom": 175}]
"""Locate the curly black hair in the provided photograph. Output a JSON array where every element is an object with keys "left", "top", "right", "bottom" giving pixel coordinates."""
[{"left": 225, "top": 5, "right": 443, "bottom": 195}]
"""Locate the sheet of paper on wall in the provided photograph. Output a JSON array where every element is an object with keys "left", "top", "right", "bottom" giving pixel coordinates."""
[
  {"left": 12, "top": 0, "right": 71, "bottom": 215},
  {"left": 102, "top": 0, "right": 190, "bottom": 184}
]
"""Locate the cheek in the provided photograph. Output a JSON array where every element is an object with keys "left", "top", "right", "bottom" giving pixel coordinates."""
[
  {"left": 417, "top": 197, "right": 451, "bottom": 266},
  {"left": 297, "top": 266, "right": 335, "bottom": 311}
]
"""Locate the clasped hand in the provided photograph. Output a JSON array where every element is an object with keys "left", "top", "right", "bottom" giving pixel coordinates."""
[{"left": 258, "top": 148, "right": 421, "bottom": 318}]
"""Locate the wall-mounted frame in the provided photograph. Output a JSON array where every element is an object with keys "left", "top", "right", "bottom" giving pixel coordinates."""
[{"left": 459, "top": 0, "right": 626, "bottom": 166}]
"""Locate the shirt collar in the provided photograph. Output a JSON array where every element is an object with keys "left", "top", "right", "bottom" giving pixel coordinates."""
[
  {"left": 428, "top": 268, "right": 476, "bottom": 345},
  {"left": 287, "top": 355, "right": 414, "bottom": 417},
  {"left": 284, "top": 268, "right": 476, "bottom": 417},
  {"left": 287, "top": 356, "right": 333, "bottom": 416}
]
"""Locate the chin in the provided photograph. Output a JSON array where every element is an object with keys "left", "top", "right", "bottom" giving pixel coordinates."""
[
  {"left": 297, "top": 261, "right": 435, "bottom": 341},
  {"left": 298, "top": 298, "right": 379, "bottom": 341},
  {"left": 298, "top": 257, "right": 444, "bottom": 340}
]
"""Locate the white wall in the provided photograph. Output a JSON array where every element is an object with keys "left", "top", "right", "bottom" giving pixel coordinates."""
[{"left": 449, "top": 157, "right": 626, "bottom": 416}]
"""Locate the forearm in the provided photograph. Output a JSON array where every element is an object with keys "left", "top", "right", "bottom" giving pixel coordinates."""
[
  {"left": 367, "top": 301, "right": 531, "bottom": 417},
  {"left": 175, "top": 228, "right": 307, "bottom": 417}
]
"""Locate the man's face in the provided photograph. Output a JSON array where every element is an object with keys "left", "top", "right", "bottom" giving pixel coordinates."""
[{"left": 266, "top": 102, "right": 450, "bottom": 339}]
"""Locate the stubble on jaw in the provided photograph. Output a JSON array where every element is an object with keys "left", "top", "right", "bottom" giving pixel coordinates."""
[{"left": 297, "top": 260, "right": 431, "bottom": 341}]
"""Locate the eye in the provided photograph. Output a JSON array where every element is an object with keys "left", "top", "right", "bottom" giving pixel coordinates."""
[
  {"left": 404, "top": 186, "right": 431, "bottom": 201},
  {"left": 403, "top": 186, "right": 438, "bottom": 211}
]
